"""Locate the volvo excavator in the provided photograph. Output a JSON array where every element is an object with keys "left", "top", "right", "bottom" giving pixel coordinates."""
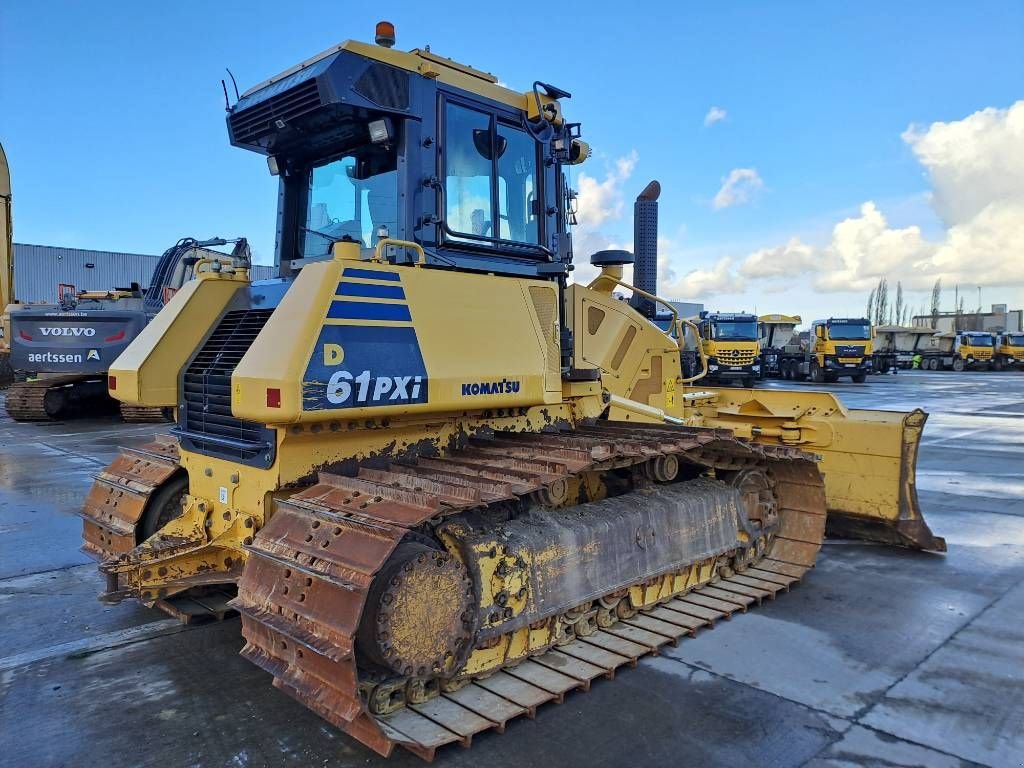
[
  {"left": 5, "top": 237, "right": 249, "bottom": 421},
  {"left": 81, "top": 25, "right": 944, "bottom": 760}
]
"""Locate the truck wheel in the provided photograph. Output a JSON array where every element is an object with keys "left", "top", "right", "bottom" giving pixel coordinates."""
[
  {"left": 852, "top": 373, "right": 867, "bottom": 383},
  {"left": 929, "top": 358, "right": 939, "bottom": 371},
  {"left": 810, "top": 361, "right": 825, "bottom": 383},
  {"left": 952, "top": 358, "right": 965, "bottom": 372}
]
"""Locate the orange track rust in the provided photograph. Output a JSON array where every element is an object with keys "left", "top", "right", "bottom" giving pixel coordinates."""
[
  {"left": 79, "top": 435, "right": 180, "bottom": 562},
  {"left": 232, "top": 423, "right": 825, "bottom": 760}
]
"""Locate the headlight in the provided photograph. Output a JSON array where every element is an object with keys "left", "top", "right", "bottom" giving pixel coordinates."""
[
  {"left": 752, "top": 365, "right": 761, "bottom": 372},
  {"left": 708, "top": 364, "right": 719, "bottom": 372}
]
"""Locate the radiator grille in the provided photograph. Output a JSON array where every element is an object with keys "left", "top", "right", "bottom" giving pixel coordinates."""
[
  {"left": 229, "top": 80, "right": 322, "bottom": 144},
  {"left": 719, "top": 348, "right": 758, "bottom": 366},
  {"left": 178, "top": 309, "right": 274, "bottom": 465}
]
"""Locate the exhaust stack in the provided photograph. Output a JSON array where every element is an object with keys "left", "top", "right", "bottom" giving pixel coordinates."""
[{"left": 629, "top": 181, "right": 660, "bottom": 318}]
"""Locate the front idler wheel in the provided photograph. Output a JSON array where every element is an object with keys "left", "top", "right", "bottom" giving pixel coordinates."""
[{"left": 138, "top": 472, "right": 189, "bottom": 542}]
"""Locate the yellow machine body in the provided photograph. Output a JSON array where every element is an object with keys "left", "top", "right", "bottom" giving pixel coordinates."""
[{"left": 99, "top": 249, "right": 942, "bottom": 604}]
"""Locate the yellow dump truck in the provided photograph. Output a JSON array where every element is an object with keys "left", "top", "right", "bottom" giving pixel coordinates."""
[
  {"left": 760, "top": 315, "right": 873, "bottom": 383},
  {"left": 920, "top": 331, "right": 995, "bottom": 371},
  {"left": 695, "top": 311, "right": 760, "bottom": 387},
  {"left": 994, "top": 332, "right": 1024, "bottom": 371},
  {"left": 78, "top": 25, "right": 943, "bottom": 760}
]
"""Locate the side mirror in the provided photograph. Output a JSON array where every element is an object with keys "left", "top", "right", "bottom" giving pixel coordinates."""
[{"left": 815, "top": 326, "right": 825, "bottom": 339}]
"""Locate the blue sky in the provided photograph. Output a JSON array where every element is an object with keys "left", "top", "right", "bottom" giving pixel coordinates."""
[{"left": 2, "top": 1, "right": 1022, "bottom": 322}]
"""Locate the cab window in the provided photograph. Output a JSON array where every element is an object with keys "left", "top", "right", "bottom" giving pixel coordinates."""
[{"left": 444, "top": 101, "right": 541, "bottom": 247}]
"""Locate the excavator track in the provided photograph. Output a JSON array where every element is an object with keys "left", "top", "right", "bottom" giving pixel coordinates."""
[
  {"left": 4, "top": 374, "right": 117, "bottom": 421},
  {"left": 118, "top": 403, "right": 171, "bottom": 423},
  {"left": 233, "top": 423, "right": 825, "bottom": 760}
]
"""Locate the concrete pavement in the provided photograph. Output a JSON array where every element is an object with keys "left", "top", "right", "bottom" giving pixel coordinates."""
[{"left": 1, "top": 370, "right": 1021, "bottom": 767}]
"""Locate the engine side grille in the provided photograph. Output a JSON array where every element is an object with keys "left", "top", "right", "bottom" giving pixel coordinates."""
[
  {"left": 177, "top": 309, "right": 275, "bottom": 467},
  {"left": 229, "top": 79, "right": 322, "bottom": 144},
  {"left": 353, "top": 62, "right": 410, "bottom": 110}
]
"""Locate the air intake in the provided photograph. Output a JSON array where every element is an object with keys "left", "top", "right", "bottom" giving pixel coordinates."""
[
  {"left": 175, "top": 308, "right": 275, "bottom": 467},
  {"left": 229, "top": 79, "right": 322, "bottom": 145},
  {"left": 629, "top": 180, "right": 660, "bottom": 319},
  {"left": 353, "top": 62, "right": 410, "bottom": 110}
]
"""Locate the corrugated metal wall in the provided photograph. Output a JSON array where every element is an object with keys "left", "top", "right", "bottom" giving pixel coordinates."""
[
  {"left": 13, "top": 243, "right": 277, "bottom": 303},
  {"left": 13, "top": 243, "right": 159, "bottom": 302}
]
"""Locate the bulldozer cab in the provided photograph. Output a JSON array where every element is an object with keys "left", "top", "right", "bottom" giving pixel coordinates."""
[{"left": 227, "top": 41, "right": 581, "bottom": 282}]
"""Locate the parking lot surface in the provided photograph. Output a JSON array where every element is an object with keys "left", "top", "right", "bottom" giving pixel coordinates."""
[{"left": 1, "top": 370, "right": 1021, "bottom": 767}]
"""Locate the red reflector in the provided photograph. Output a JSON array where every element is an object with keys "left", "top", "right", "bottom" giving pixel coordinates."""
[
  {"left": 108, "top": 375, "right": 117, "bottom": 390},
  {"left": 105, "top": 330, "right": 126, "bottom": 343},
  {"left": 266, "top": 388, "right": 281, "bottom": 408},
  {"left": 18, "top": 330, "right": 32, "bottom": 340}
]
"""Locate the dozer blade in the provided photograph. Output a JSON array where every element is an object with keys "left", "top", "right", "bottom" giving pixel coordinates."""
[
  {"left": 817, "top": 408, "right": 945, "bottom": 552},
  {"left": 701, "top": 388, "right": 945, "bottom": 552}
]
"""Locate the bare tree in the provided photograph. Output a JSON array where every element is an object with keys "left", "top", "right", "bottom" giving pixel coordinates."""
[
  {"left": 930, "top": 278, "right": 942, "bottom": 328},
  {"left": 866, "top": 287, "right": 876, "bottom": 323},
  {"left": 875, "top": 276, "right": 890, "bottom": 326},
  {"left": 895, "top": 281, "right": 905, "bottom": 326}
]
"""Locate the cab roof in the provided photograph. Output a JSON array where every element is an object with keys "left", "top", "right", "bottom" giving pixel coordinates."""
[{"left": 235, "top": 39, "right": 534, "bottom": 115}]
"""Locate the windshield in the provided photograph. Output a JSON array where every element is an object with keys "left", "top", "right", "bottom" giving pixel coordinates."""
[
  {"left": 828, "top": 323, "right": 871, "bottom": 340},
  {"left": 1007, "top": 335, "right": 1024, "bottom": 346},
  {"left": 303, "top": 150, "right": 398, "bottom": 259},
  {"left": 712, "top": 320, "right": 758, "bottom": 340},
  {"left": 963, "top": 335, "right": 993, "bottom": 347}
]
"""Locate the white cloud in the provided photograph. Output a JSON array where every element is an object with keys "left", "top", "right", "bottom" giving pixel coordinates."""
[
  {"left": 574, "top": 151, "right": 637, "bottom": 230},
  {"left": 902, "top": 102, "right": 1024, "bottom": 226},
  {"left": 712, "top": 168, "right": 763, "bottom": 210},
  {"left": 704, "top": 106, "right": 727, "bottom": 127},
  {"left": 739, "top": 237, "right": 818, "bottom": 279},
  {"left": 570, "top": 151, "right": 638, "bottom": 283},
  {"left": 732, "top": 100, "right": 1024, "bottom": 294},
  {"left": 663, "top": 255, "right": 742, "bottom": 300}
]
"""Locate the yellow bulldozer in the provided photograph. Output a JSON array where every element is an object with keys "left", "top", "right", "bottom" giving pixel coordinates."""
[{"left": 80, "top": 24, "right": 943, "bottom": 760}]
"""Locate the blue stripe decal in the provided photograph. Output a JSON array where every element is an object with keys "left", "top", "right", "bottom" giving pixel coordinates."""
[
  {"left": 337, "top": 282, "right": 406, "bottom": 300},
  {"left": 327, "top": 301, "right": 412, "bottom": 321},
  {"left": 342, "top": 268, "right": 400, "bottom": 282}
]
